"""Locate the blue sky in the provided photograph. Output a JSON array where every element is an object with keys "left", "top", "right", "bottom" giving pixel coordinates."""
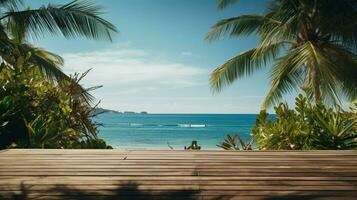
[{"left": 29, "top": 0, "right": 297, "bottom": 114}]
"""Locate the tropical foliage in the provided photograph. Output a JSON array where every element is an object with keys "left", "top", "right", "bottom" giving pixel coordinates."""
[
  {"left": 252, "top": 94, "right": 357, "bottom": 150},
  {"left": 0, "top": 64, "right": 112, "bottom": 149},
  {"left": 207, "top": 0, "right": 357, "bottom": 109},
  {"left": 0, "top": 0, "right": 116, "bottom": 149},
  {"left": 185, "top": 140, "right": 201, "bottom": 150},
  {"left": 217, "top": 134, "right": 253, "bottom": 150}
]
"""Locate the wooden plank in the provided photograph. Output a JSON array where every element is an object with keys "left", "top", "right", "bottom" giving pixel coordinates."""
[
  {"left": 1, "top": 175, "right": 357, "bottom": 181},
  {"left": 2, "top": 156, "right": 357, "bottom": 161},
  {"left": 1, "top": 172, "right": 355, "bottom": 177},
  {"left": 0, "top": 149, "right": 356, "bottom": 199},
  {"left": 0, "top": 165, "right": 355, "bottom": 169},
  {"left": 1, "top": 180, "right": 356, "bottom": 186},
  {"left": 1, "top": 184, "right": 357, "bottom": 191},
  {"left": 1, "top": 190, "right": 357, "bottom": 196},
  {"left": 1, "top": 161, "right": 356, "bottom": 166},
  {"left": 2, "top": 168, "right": 357, "bottom": 173}
]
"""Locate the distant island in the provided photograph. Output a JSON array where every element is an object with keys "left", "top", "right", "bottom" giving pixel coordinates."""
[
  {"left": 93, "top": 108, "right": 148, "bottom": 115},
  {"left": 123, "top": 111, "right": 148, "bottom": 115},
  {"left": 92, "top": 108, "right": 121, "bottom": 115}
]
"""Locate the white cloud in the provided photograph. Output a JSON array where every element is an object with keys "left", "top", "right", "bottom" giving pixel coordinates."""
[
  {"left": 59, "top": 45, "right": 263, "bottom": 113},
  {"left": 62, "top": 46, "right": 207, "bottom": 89},
  {"left": 114, "top": 87, "right": 157, "bottom": 95}
]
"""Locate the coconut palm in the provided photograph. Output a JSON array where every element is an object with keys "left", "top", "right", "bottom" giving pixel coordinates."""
[
  {"left": 206, "top": 0, "right": 357, "bottom": 108},
  {"left": 0, "top": 0, "right": 117, "bottom": 81}
]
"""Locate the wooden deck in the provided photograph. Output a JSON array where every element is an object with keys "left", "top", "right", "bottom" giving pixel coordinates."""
[{"left": 0, "top": 149, "right": 357, "bottom": 200}]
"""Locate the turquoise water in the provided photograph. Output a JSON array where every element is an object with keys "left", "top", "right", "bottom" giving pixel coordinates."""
[{"left": 95, "top": 114, "right": 263, "bottom": 150}]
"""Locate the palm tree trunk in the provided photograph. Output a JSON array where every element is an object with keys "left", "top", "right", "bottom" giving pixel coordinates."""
[
  {"left": 312, "top": 68, "right": 321, "bottom": 102},
  {"left": 306, "top": 63, "right": 322, "bottom": 102}
]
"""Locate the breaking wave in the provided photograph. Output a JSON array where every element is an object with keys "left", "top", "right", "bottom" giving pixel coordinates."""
[{"left": 125, "top": 123, "right": 207, "bottom": 128}]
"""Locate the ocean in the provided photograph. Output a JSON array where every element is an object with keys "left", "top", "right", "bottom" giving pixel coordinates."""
[{"left": 95, "top": 113, "right": 263, "bottom": 150}]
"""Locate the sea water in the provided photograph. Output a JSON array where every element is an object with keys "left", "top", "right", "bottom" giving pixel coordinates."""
[{"left": 95, "top": 113, "right": 262, "bottom": 150}]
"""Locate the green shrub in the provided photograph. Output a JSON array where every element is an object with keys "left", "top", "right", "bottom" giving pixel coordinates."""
[
  {"left": 253, "top": 95, "right": 357, "bottom": 150},
  {"left": 0, "top": 65, "right": 111, "bottom": 149},
  {"left": 77, "top": 138, "right": 113, "bottom": 149},
  {"left": 217, "top": 134, "right": 253, "bottom": 150},
  {"left": 185, "top": 140, "right": 201, "bottom": 150}
]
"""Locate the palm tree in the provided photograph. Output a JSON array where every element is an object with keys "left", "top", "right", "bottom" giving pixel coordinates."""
[
  {"left": 0, "top": 0, "right": 117, "bottom": 81},
  {"left": 206, "top": 0, "right": 357, "bottom": 108}
]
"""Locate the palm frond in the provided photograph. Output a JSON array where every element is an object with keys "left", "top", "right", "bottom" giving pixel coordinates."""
[
  {"left": 3, "top": 0, "right": 118, "bottom": 41},
  {"left": 256, "top": 13, "right": 295, "bottom": 50},
  {"left": 216, "top": 0, "right": 239, "bottom": 10},
  {"left": 0, "top": 0, "right": 24, "bottom": 10},
  {"left": 217, "top": 134, "right": 253, "bottom": 150},
  {"left": 16, "top": 43, "right": 67, "bottom": 81},
  {"left": 207, "top": 0, "right": 357, "bottom": 107},
  {"left": 321, "top": 43, "right": 357, "bottom": 91},
  {"left": 205, "top": 15, "right": 266, "bottom": 41},
  {"left": 29, "top": 48, "right": 67, "bottom": 81},
  {"left": 317, "top": 0, "right": 357, "bottom": 53},
  {"left": 210, "top": 41, "right": 284, "bottom": 92},
  {"left": 263, "top": 41, "right": 357, "bottom": 108},
  {"left": 210, "top": 49, "right": 255, "bottom": 92},
  {"left": 342, "top": 86, "right": 357, "bottom": 102},
  {"left": 68, "top": 69, "right": 99, "bottom": 104},
  {"left": 261, "top": 44, "right": 311, "bottom": 108},
  {"left": 306, "top": 43, "right": 345, "bottom": 105},
  {"left": 306, "top": 42, "right": 357, "bottom": 103},
  {"left": 262, "top": 71, "right": 301, "bottom": 109},
  {"left": 0, "top": 24, "right": 13, "bottom": 53},
  {"left": 6, "top": 14, "right": 28, "bottom": 43}
]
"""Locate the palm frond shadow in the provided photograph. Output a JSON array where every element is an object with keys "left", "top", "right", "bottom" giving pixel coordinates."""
[
  {"left": 0, "top": 181, "right": 352, "bottom": 200},
  {"left": 0, "top": 182, "right": 199, "bottom": 200},
  {"left": 262, "top": 196, "right": 317, "bottom": 200}
]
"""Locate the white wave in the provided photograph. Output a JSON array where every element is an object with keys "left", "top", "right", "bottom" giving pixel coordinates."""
[
  {"left": 178, "top": 124, "right": 206, "bottom": 128},
  {"left": 130, "top": 123, "right": 143, "bottom": 127},
  {"left": 190, "top": 124, "right": 206, "bottom": 128},
  {"left": 178, "top": 124, "right": 191, "bottom": 128}
]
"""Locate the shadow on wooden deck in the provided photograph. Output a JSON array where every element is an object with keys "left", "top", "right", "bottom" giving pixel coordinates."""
[{"left": 0, "top": 182, "right": 341, "bottom": 200}]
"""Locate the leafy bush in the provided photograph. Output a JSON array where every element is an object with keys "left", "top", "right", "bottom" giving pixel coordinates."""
[
  {"left": 77, "top": 138, "right": 113, "bottom": 149},
  {"left": 0, "top": 63, "right": 111, "bottom": 149},
  {"left": 217, "top": 134, "right": 253, "bottom": 150},
  {"left": 253, "top": 95, "right": 357, "bottom": 150},
  {"left": 185, "top": 140, "right": 201, "bottom": 150}
]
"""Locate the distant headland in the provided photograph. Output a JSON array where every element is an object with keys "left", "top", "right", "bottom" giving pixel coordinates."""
[
  {"left": 93, "top": 108, "right": 148, "bottom": 115},
  {"left": 123, "top": 111, "right": 148, "bottom": 114}
]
